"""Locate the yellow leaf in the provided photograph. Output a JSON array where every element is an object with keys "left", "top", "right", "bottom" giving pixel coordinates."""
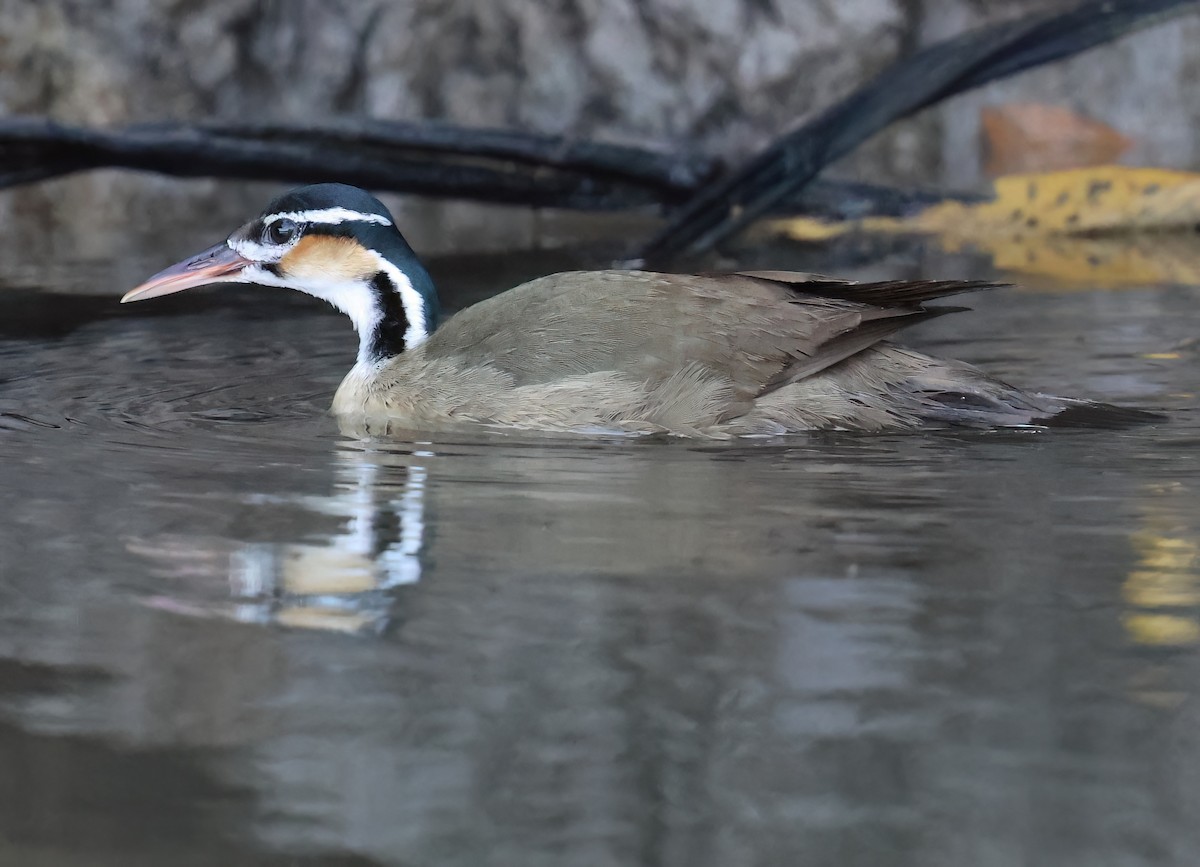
[
  {"left": 772, "top": 166, "right": 1200, "bottom": 239},
  {"left": 910, "top": 167, "right": 1200, "bottom": 236},
  {"left": 760, "top": 215, "right": 847, "bottom": 242},
  {"left": 1124, "top": 614, "right": 1200, "bottom": 646},
  {"left": 1123, "top": 497, "right": 1200, "bottom": 649},
  {"left": 768, "top": 167, "right": 1200, "bottom": 286},
  {"left": 946, "top": 232, "right": 1200, "bottom": 289}
]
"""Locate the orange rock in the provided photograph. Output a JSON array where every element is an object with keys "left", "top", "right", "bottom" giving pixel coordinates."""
[{"left": 981, "top": 103, "right": 1133, "bottom": 176}]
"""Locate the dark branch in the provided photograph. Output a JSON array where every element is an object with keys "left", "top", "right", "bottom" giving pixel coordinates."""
[
  {"left": 0, "top": 0, "right": 1190, "bottom": 252},
  {"left": 0, "top": 117, "right": 717, "bottom": 211},
  {"left": 637, "top": 0, "right": 1197, "bottom": 264}
]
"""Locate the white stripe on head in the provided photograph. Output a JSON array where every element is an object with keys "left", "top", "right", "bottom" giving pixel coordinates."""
[
  {"left": 229, "top": 208, "right": 394, "bottom": 264},
  {"left": 263, "top": 207, "right": 393, "bottom": 227},
  {"left": 229, "top": 237, "right": 284, "bottom": 262}
]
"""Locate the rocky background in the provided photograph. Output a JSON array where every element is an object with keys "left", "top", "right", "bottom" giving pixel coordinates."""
[{"left": 0, "top": 0, "right": 1198, "bottom": 256}]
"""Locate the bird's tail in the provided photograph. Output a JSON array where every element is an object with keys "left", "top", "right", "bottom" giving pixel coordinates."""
[{"left": 1035, "top": 399, "right": 1166, "bottom": 430}]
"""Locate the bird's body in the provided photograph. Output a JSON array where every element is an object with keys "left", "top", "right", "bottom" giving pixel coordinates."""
[
  {"left": 123, "top": 184, "right": 1154, "bottom": 438},
  {"left": 333, "top": 269, "right": 1066, "bottom": 436}
]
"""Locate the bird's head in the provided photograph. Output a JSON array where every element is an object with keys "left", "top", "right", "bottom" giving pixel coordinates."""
[{"left": 123, "top": 183, "right": 440, "bottom": 364}]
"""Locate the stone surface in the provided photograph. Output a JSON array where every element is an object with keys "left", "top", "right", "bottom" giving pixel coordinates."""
[
  {"left": 921, "top": 0, "right": 1200, "bottom": 189},
  {"left": 0, "top": 0, "right": 1197, "bottom": 260},
  {"left": 0, "top": 0, "right": 907, "bottom": 154}
]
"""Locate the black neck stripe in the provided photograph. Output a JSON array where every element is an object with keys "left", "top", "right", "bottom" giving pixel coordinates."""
[{"left": 367, "top": 271, "right": 409, "bottom": 361}]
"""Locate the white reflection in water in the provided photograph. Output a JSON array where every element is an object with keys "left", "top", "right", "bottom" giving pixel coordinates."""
[{"left": 138, "top": 444, "right": 430, "bottom": 634}]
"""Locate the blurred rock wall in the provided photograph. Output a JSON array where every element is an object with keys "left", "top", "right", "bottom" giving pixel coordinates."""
[
  {"left": 0, "top": 0, "right": 1198, "bottom": 255},
  {"left": 2, "top": 0, "right": 909, "bottom": 157}
]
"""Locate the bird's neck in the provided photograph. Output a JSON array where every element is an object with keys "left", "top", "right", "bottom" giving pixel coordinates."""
[
  {"left": 354, "top": 260, "right": 439, "bottom": 367},
  {"left": 361, "top": 272, "right": 411, "bottom": 364}
]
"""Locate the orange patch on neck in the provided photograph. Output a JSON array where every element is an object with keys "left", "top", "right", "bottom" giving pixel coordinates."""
[{"left": 280, "top": 235, "right": 378, "bottom": 282}]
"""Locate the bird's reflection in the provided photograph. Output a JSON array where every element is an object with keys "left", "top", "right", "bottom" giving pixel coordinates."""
[{"left": 131, "top": 442, "right": 431, "bottom": 634}]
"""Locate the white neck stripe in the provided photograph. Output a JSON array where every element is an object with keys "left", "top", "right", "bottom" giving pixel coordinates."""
[
  {"left": 364, "top": 249, "right": 429, "bottom": 350},
  {"left": 236, "top": 264, "right": 385, "bottom": 365},
  {"left": 264, "top": 207, "right": 392, "bottom": 227}
]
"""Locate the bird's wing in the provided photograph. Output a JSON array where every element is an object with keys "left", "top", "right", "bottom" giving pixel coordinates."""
[
  {"left": 424, "top": 269, "right": 999, "bottom": 401},
  {"left": 732, "top": 270, "right": 1001, "bottom": 306}
]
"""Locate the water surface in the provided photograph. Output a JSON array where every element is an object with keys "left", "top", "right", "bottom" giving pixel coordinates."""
[{"left": 1, "top": 224, "right": 1198, "bottom": 866}]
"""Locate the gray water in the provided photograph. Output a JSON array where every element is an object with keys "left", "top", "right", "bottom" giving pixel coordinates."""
[{"left": 1, "top": 225, "right": 1199, "bottom": 866}]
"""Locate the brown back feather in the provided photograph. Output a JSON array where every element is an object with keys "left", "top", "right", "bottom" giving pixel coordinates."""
[{"left": 421, "top": 270, "right": 992, "bottom": 406}]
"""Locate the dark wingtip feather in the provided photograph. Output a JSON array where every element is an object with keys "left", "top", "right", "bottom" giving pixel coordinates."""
[
  {"left": 734, "top": 272, "right": 1008, "bottom": 307},
  {"left": 801, "top": 279, "right": 1007, "bottom": 307},
  {"left": 1040, "top": 402, "right": 1167, "bottom": 430}
]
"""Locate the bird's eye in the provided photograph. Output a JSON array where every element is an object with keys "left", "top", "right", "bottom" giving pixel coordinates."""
[{"left": 265, "top": 218, "right": 300, "bottom": 246}]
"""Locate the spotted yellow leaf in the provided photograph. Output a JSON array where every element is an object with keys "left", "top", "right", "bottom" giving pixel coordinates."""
[
  {"left": 909, "top": 167, "right": 1200, "bottom": 236},
  {"left": 770, "top": 167, "right": 1200, "bottom": 286}
]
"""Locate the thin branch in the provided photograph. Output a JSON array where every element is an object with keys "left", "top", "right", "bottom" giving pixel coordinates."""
[
  {"left": 0, "top": 117, "right": 714, "bottom": 211},
  {"left": 637, "top": 0, "right": 1197, "bottom": 263}
]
